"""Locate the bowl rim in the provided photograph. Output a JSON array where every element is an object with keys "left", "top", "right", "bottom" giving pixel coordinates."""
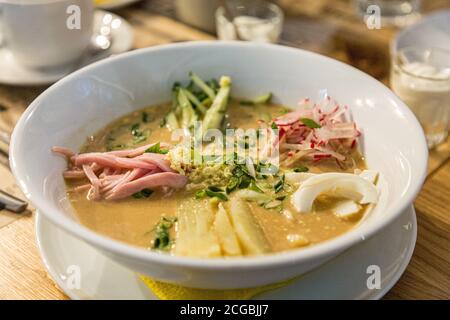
[{"left": 10, "top": 41, "right": 428, "bottom": 270}]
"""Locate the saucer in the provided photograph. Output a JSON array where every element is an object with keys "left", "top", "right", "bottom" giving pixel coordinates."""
[
  {"left": 0, "top": 10, "right": 133, "bottom": 86},
  {"left": 35, "top": 206, "right": 417, "bottom": 300}
]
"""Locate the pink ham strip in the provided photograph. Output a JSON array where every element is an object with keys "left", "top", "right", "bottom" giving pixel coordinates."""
[
  {"left": 74, "top": 184, "right": 91, "bottom": 192},
  {"left": 105, "top": 172, "right": 188, "bottom": 200},
  {"left": 52, "top": 143, "right": 187, "bottom": 201},
  {"left": 135, "top": 153, "right": 174, "bottom": 172},
  {"left": 51, "top": 146, "right": 75, "bottom": 158},
  {"left": 82, "top": 165, "right": 101, "bottom": 200},
  {"left": 63, "top": 170, "right": 86, "bottom": 179},
  {"left": 104, "top": 168, "right": 150, "bottom": 194}
]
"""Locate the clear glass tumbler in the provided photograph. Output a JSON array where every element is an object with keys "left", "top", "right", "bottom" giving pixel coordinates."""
[
  {"left": 215, "top": 0, "right": 283, "bottom": 43},
  {"left": 391, "top": 47, "right": 450, "bottom": 149}
]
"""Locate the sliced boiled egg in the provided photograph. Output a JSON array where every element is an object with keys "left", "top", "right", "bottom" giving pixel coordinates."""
[
  {"left": 291, "top": 172, "right": 378, "bottom": 213},
  {"left": 334, "top": 199, "right": 362, "bottom": 218}
]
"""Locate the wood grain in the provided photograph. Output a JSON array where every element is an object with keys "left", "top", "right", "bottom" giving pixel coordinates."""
[
  {"left": 384, "top": 160, "right": 450, "bottom": 300},
  {"left": 0, "top": 0, "right": 449, "bottom": 300},
  {"left": 0, "top": 216, "right": 67, "bottom": 300}
]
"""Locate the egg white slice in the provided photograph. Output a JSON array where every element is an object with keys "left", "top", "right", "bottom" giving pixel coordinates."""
[{"left": 291, "top": 172, "right": 378, "bottom": 213}]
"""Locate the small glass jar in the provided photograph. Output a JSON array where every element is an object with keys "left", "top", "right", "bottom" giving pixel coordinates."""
[{"left": 215, "top": 0, "right": 283, "bottom": 43}]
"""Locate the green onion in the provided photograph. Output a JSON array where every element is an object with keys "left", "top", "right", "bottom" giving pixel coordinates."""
[
  {"left": 300, "top": 118, "right": 321, "bottom": 129},
  {"left": 274, "top": 174, "right": 285, "bottom": 193},
  {"left": 130, "top": 123, "right": 150, "bottom": 143},
  {"left": 205, "top": 188, "right": 228, "bottom": 201},
  {"left": 152, "top": 217, "right": 177, "bottom": 251},
  {"left": 271, "top": 122, "right": 278, "bottom": 130},
  {"left": 195, "top": 189, "right": 207, "bottom": 199},
  {"left": 238, "top": 175, "right": 251, "bottom": 189},
  {"left": 142, "top": 112, "right": 150, "bottom": 123},
  {"left": 196, "top": 187, "right": 228, "bottom": 201},
  {"left": 226, "top": 176, "right": 239, "bottom": 194},
  {"left": 248, "top": 179, "right": 263, "bottom": 193},
  {"left": 131, "top": 123, "right": 141, "bottom": 136}
]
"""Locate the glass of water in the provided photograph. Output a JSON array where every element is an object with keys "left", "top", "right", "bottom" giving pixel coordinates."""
[
  {"left": 391, "top": 47, "right": 450, "bottom": 149},
  {"left": 215, "top": 0, "right": 283, "bottom": 43}
]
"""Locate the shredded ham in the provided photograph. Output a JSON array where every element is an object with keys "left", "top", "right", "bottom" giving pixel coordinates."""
[
  {"left": 51, "top": 143, "right": 187, "bottom": 201},
  {"left": 272, "top": 97, "right": 360, "bottom": 166}
]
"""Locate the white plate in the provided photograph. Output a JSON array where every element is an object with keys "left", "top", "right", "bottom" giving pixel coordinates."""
[
  {"left": 0, "top": 10, "right": 133, "bottom": 86},
  {"left": 35, "top": 206, "right": 417, "bottom": 300},
  {"left": 95, "top": 0, "right": 141, "bottom": 10},
  {"left": 391, "top": 9, "right": 450, "bottom": 54}
]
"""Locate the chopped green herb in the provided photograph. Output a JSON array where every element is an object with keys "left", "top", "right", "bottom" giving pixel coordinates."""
[
  {"left": 142, "top": 112, "right": 150, "bottom": 123},
  {"left": 275, "top": 195, "right": 287, "bottom": 201},
  {"left": 133, "top": 188, "right": 154, "bottom": 199},
  {"left": 205, "top": 188, "right": 228, "bottom": 201},
  {"left": 195, "top": 189, "right": 207, "bottom": 199},
  {"left": 274, "top": 174, "right": 285, "bottom": 193},
  {"left": 133, "top": 134, "right": 149, "bottom": 144},
  {"left": 238, "top": 175, "right": 251, "bottom": 189},
  {"left": 131, "top": 123, "right": 141, "bottom": 136},
  {"left": 293, "top": 166, "right": 309, "bottom": 173},
  {"left": 226, "top": 176, "right": 239, "bottom": 194},
  {"left": 130, "top": 123, "right": 150, "bottom": 143},
  {"left": 208, "top": 186, "right": 224, "bottom": 192},
  {"left": 145, "top": 142, "right": 168, "bottom": 154},
  {"left": 271, "top": 122, "right": 278, "bottom": 130},
  {"left": 152, "top": 217, "right": 177, "bottom": 251},
  {"left": 196, "top": 187, "right": 228, "bottom": 201},
  {"left": 300, "top": 118, "right": 321, "bottom": 129},
  {"left": 248, "top": 179, "right": 263, "bottom": 193}
]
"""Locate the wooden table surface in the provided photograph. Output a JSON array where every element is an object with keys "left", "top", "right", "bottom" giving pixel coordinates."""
[{"left": 0, "top": 0, "right": 449, "bottom": 300}]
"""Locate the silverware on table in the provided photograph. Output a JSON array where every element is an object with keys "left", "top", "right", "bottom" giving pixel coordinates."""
[
  {"left": 0, "top": 129, "right": 28, "bottom": 213},
  {"left": 0, "top": 190, "right": 28, "bottom": 213}
]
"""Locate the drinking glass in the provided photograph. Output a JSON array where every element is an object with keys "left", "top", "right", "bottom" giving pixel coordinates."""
[
  {"left": 391, "top": 47, "right": 450, "bottom": 149},
  {"left": 215, "top": 0, "right": 283, "bottom": 43}
]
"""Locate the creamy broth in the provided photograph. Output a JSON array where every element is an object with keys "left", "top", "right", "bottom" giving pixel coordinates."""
[{"left": 67, "top": 99, "right": 367, "bottom": 254}]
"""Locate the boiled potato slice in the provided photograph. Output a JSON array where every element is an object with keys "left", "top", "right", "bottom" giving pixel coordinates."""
[
  {"left": 228, "top": 198, "right": 271, "bottom": 255},
  {"left": 213, "top": 203, "right": 242, "bottom": 256},
  {"left": 175, "top": 198, "right": 221, "bottom": 258}
]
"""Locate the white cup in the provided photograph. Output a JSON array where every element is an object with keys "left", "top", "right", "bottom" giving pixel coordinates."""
[{"left": 0, "top": 0, "right": 94, "bottom": 69}]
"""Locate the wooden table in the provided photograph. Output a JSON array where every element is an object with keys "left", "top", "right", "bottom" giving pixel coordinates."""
[{"left": 0, "top": 0, "right": 449, "bottom": 300}]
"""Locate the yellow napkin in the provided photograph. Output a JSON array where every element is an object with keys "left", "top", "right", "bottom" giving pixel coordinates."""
[{"left": 139, "top": 275, "right": 298, "bottom": 300}]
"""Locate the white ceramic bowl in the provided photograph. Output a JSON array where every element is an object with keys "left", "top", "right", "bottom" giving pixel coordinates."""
[{"left": 10, "top": 42, "right": 428, "bottom": 289}]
